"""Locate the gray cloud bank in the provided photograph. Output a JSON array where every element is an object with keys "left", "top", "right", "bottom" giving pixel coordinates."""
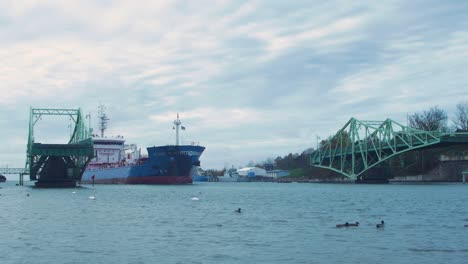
[{"left": 1, "top": 0, "right": 467, "bottom": 169}]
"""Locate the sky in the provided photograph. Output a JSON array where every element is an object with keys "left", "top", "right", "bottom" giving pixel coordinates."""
[{"left": 1, "top": 0, "right": 468, "bottom": 172}]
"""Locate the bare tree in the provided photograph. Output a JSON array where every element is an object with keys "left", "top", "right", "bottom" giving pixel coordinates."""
[
  {"left": 408, "top": 106, "right": 448, "bottom": 132},
  {"left": 453, "top": 101, "right": 468, "bottom": 131}
]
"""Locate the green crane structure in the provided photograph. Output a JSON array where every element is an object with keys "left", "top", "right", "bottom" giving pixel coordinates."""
[
  {"left": 25, "top": 108, "right": 94, "bottom": 187},
  {"left": 310, "top": 117, "right": 468, "bottom": 180}
]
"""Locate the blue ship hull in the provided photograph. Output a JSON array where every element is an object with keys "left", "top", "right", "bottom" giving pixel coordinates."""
[
  {"left": 192, "top": 175, "right": 210, "bottom": 182},
  {"left": 82, "top": 145, "right": 205, "bottom": 184}
]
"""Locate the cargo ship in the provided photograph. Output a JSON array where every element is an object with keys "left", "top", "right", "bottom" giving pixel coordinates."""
[{"left": 81, "top": 107, "right": 204, "bottom": 184}]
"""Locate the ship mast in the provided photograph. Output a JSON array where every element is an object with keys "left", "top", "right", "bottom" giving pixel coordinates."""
[
  {"left": 98, "top": 104, "right": 109, "bottom": 138},
  {"left": 173, "top": 113, "right": 183, "bottom": 146}
]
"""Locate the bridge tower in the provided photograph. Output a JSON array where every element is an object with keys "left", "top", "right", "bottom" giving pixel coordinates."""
[{"left": 25, "top": 108, "right": 94, "bottom": 187}]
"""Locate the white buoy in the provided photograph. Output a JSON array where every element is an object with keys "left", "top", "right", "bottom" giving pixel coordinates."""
[
  {"left": 191, "top": 197, "right": 199, "bottom": 201},
  {"left": 88, "top": 190, "right": 96, "bottom": 200}
]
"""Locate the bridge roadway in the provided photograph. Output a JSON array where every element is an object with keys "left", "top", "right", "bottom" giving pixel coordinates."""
[
  {"left": 0, "top": 168, "right": 28, "bottom": 185},
  {"left": 0, "top": 168, "right": 27, "bottom": 174}
]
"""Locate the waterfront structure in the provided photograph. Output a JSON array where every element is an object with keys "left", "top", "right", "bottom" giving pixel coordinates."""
[
  {"left": 237, "top": 167, "right": 268, "bottom": 177},
  {"left": 266, "top": 170, "right": 290, "bottom": 178},
  {"left": 25, "top": 108, "right": 94, "bottom": 187},
  {"left": 311, "top": 117, "right": 468, "bottom": 182},
  {"left": 217, "top": 167, "right": 248, "bottom": 182},
  {"left": 81, "top": 110, "right": 204, "bottom": 184}
]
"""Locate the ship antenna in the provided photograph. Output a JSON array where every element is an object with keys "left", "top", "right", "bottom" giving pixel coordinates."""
[
  {"left": 174, "top": 113, "right": 182, "bottom": 145},
  {"left": 98, "top": 104, "right": 109, "bottom": 138}
]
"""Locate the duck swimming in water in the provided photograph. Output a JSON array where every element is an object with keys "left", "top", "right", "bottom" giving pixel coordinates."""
[
  {"left": 336, "top": 222, "right": 359, "bottom": 228},
  {"left": 376, "top": 220, "right": 385, "bottom": 228},
  {"left": 336, "top": 222, "right": 349, "bottom": 228}
]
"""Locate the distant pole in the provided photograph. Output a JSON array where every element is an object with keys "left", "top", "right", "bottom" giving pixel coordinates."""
[
  {"left": 316, "top": 135, "right": 321, "bottom": 159},
  {"left": 174, "top": 114, "right": 182, "bottom": 146},
  {"left": 69, "top": 119, "right": 73, "bottom": 138},
  {"left": 86, "top": 113, "right": 92, "bottom": 135},
  {"left": 463, "top": 172, "right": 467, "bottom": 184}
]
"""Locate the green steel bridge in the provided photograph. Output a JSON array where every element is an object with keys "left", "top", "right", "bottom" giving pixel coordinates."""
[
  {"left": 310, "top": 118, "right": 468, "bottom": 180},
  {"left": 24, "top": 108, "right": 94, "bottom": 187}
]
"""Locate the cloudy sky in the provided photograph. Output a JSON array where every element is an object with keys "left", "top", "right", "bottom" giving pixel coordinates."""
[{"left": 1, "top": 0, "right": 467, "bottom": 171}]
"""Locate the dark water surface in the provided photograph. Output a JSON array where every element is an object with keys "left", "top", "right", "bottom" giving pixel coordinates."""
[{"left": 0, "top": 181, "right": 467, "bottom": 264}]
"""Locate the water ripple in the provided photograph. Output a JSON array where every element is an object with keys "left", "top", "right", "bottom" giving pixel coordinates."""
[{"left": 0, "top": 181, "right": 467, "bottom": 264}]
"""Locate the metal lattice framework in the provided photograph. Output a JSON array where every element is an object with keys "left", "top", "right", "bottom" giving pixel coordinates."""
[
  {"left": 0, "top": 168, "right": 27, "bottom": 174},
  {"left": 27, "top": 108, "right": 90, "bottom": 147},
  {"left": 25, "top": 108, "right": 94, "bottom": 184},
  {"left": 311, "top": 118, "right": 443, "bottom": 180}
]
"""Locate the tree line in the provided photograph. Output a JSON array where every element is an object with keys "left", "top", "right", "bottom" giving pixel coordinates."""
[{"left": 408, "top": 101, "right": 468, "bottom": 132}]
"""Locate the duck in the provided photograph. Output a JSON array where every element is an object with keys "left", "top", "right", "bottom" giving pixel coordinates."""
[
  {"left": 336, "top": 222, "right": 349, "bottom": 228},
  {"left": 336, "top": 222, "right": 359, "bottom": 228},
  {"left": 376, "top": 220, "right": 385, "bottom": 228}
]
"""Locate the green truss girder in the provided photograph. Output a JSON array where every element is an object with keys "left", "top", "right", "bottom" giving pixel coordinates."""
[
  {"left": 310, "top": 117, "right": 466, "bottom": 180},
  {"left": 25, "top": 107, "right": 94, "bottom": 182},
  {"left": 31, "top": 140, "right": 94, "bottom": 157}
]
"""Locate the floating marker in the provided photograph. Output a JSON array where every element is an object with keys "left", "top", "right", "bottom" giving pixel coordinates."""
[{"left": 88, "top": 190, "right": 96, "bottom": 200}]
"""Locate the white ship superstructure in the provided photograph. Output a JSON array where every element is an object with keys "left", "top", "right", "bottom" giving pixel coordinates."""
[{"left": 87, "top": 105, "right": 142, "bottom": 169}]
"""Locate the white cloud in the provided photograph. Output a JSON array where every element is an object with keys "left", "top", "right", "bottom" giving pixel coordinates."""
[
  {"left": 0, "top": 0, "right": 467, "bottom": 170},
  {"left": 331, "top": 28, "right": 468, "bottom": 113},
  {"left": 149, "top": 107, "right": 262, "bottom": 130}
]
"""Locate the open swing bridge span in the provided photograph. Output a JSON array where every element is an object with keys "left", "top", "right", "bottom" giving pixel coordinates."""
[{"left": 311, "top": 118, "right": 468, "bottom": 180}]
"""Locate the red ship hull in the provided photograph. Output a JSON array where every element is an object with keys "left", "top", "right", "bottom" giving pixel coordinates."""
[{"left": 84, "top": 176, "right": 192, "bottom": 185}]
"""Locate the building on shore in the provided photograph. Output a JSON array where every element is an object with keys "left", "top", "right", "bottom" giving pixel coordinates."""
[
  {"left": 237, "top": 167, "right": 268, "bottom": 178},
  {"left": 266, "top": 170, "right": 290, "bottom": 178}
]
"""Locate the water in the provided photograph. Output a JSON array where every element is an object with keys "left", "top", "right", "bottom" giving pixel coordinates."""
[{"left": 0, "top": 181, "right": 467, "bottom": 264}]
